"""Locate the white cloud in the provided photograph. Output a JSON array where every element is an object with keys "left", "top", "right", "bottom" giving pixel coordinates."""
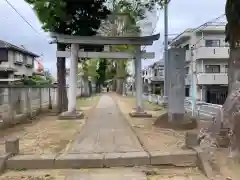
[{"left": 143, "top": 0, "right": 226, "bottom": 68}]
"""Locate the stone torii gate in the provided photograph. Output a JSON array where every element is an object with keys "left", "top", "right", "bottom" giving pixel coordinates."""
[{"left": 51, "top": 33, "right": 160, "bottom": 119}]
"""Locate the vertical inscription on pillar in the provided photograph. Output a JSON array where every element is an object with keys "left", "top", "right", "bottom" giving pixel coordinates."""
[{"left": 168, "top": 48, "right": 185, "bottom": 119}]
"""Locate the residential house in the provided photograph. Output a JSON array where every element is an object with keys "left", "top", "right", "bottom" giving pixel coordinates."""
[
  {"left": 142, "top": 61, "right": 164, "bottom": 95},
  {"left": 0, "top": 40, "right": 38, "bottom": 82},
  {"left": 170, "top": 22, "right": 229, "bottom": 104},
  {"left": 0, "top": 40, "right": 39, "bottom": 109}
]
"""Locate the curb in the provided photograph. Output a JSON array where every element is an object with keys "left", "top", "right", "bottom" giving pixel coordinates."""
[
  {"left": 5, "top": 151, "right": 198, "bottom": 170},
  {"left": 193, "top": 146, "right": 223, "bottom": 179}
]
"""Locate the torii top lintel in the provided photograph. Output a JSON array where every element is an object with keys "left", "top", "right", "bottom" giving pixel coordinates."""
[{"left": 50, "top": 33, "right": 160, "bottom": 45}]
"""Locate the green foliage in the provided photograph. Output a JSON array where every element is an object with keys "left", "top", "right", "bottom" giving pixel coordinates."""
[
  {"left": 87, "top": 59, "right": 99, "bottom": 79},
  {"left": 97, "top": 59, "right": 107, "bottom": 84},
  {"left": 78, "top": 59, "right": 99, "bottom": 80},
  {"left": 142, "top": 0, "right": 170, "bottom": 9},
  {"left": 25, "top": 0, "right": 110, "bottom": 36},
  {"left": 22, "top": 75, "right": 52, "bottom": 85}
]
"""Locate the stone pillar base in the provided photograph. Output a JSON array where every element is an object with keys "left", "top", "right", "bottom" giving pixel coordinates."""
[
  {"left": 58, "top": 111, "right": 84, "bottom": 120},
  {"left": 129, "top": 111, "right": 152, "bottom": 118},
  {"left": 154, "top": 112, "right": 197, "bottom": 130},
  {"left": 168, "top": 112, "right": 184, "bottom": 121}
]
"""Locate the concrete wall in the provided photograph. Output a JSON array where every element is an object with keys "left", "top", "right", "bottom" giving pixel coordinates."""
[
  {"left": 0, "top": 87, "right": 54, "bottom": 128},
  {"left": 0, "top": 86, "right": 83, "bottom": 128}
]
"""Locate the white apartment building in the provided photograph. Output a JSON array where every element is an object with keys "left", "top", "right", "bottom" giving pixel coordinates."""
[{"left": 170, "top": 24, "right": 229, "bottom": 104}]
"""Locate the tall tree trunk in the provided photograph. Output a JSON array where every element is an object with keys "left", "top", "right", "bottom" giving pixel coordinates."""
[
  {"left": 116, "top": 60, "right": 125, "bottom": 94},
  {"left": 215, "top": 47, "right": 240, "bottom": 157},
  {"left": 202, "top": 47, "right": 240, "bottom": 159},
  {"left": 112, "top": 80, "right": 117, "bottom": 91},
  {"left": 57, "top": 44, "right": 68, "bottom": 113},
  {"left": 82, "top": 75, "right": 89, "bottom": 97}
]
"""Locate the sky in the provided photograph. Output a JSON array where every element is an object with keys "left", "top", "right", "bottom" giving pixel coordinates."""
[{"left": 0, "top": 0, "right": 226, "bottom": 78}]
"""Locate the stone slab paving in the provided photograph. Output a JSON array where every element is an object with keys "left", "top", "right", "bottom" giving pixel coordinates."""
[{"left": 68, "top": 95, "right": 144, "bottom": 153}]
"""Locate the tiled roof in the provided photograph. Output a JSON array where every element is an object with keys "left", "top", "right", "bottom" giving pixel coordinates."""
[{"left": 0, "top": 40, "right": 39, "bottom": 57}]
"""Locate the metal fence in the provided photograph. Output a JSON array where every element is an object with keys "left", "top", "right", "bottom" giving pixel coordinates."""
[{"left": 127, "top": 91, "right": 222, "bottom": 119}]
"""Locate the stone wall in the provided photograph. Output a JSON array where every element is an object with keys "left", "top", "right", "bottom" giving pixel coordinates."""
[{"left": 0, "top": 87, "right": 58, "bottom": 128}]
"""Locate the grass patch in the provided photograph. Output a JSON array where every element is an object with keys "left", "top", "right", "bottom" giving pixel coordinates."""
[
  {"left": 77, "top": 94, "right": 100, "bottom": 107},
  {"left": 123, "top": 96, "right": 162, "bottom": 111}
]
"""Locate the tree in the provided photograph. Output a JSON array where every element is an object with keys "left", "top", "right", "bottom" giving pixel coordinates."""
[
  {"left": 25, "top": 0, "right": 110, "bottom": 113},
  {"left": 77, "top": 58, "right": 100, "bottom": 96},
  {"left": 96, "top": 59, "right": 107, "bottom": 92},
  {"left": 209, "top": 0, "right": 240, "bottom": 157},
  {"left": 98, "top": 0, "right": 148, "bottom": 94}
]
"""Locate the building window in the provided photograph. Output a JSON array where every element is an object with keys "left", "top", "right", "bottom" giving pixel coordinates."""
[
  {"left": 205, "top": 40, "right": 220, "bottom": 47},
  {"left": 185, "top": 67, "right": 189, "bottom": 75},
  {"left": 154, "top": 69, "right": 157, "bottom": 76},
  {"left": 23, "top": 55, "right": 27, "bottom": 64},
  {"left": 19, "top": 54, "right": 24, "bottom": 63},
  {"left": 13, "top": 52, "right": 23, "bottom": 63},
  {"left": 205, "top": 65, "right": 220, "bottom": 73},
  {"left": 184, "top": 44, "right": 189, "bottom": 50},
  {"left": 12, "top": 51, "right": 16, "bottom": 61}
]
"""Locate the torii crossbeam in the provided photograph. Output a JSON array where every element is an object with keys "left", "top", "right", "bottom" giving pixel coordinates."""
[{"left": 51, "top": 33, "right": 160, "bottom": 119}]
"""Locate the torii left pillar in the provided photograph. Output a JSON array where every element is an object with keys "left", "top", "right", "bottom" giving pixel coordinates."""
[
  {"left": 59, "top": 43, "right": 83, "bottom": 119},
  {"left": 129, "top": 46, "right": 152, "bottom": 118}
]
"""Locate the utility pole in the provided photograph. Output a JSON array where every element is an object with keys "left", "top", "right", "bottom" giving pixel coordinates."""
[
  {"left": 191, "top": 47, "right": 197, "bottom": 116},
  {"left": 163, "top": 0, "right": 169, "bottom": 103}
]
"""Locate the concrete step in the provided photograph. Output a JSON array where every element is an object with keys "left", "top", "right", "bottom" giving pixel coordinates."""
[
  {"left": 0, "top": 167, "right": 208, "bottom": 180},
  {"left": 5, "top": 150, "right": 198, "bottom": 170}
]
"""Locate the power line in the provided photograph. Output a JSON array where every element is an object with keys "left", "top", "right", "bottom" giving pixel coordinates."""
[
  {"left": 4, "top": 0, "right": 41, "bottom": 35},
  {"left": 145, "top": 14, "right": 226, "bottom": 68},
  {"left": 169, "top": 14, "right": 226, "bottom": 47},
  {"left": 3, "top": 0, "right": 51, "bottom": 58},
  {"left": 192, "top": 14, "right": 225, "bottom": 33}
]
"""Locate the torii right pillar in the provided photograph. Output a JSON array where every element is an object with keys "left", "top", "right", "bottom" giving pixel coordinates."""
[{"left": 129, "top": 46, "right": 152, "bottom": 118}]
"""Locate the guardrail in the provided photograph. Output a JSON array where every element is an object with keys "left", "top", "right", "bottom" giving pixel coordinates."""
[{"left": 127, "top": 91, "right": 222, "bottom": 119}]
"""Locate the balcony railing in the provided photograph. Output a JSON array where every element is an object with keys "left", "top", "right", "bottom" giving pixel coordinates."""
[
  {"left": 185, "top": 73, "right": 228, "bottom": 85},
  {"left": 195, "top": 46, "right": 230, "bottom": 59},
  {"left": 197, "top": 73, "right": 228, "bottom": 85}
]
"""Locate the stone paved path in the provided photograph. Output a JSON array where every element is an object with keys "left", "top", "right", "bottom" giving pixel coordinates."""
[{"left": 68, "top": 95, "right": 144, "bottom": 153}]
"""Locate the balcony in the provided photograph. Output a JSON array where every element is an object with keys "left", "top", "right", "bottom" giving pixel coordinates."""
[
  {"left": 197, "top": 73, "right": 228, "bottom": 85},
  {"left": 0, "top": 62, "right": 17, "bottom": 72},
  {"left": 195, "top": 46, "right": 230, "bottom": 59}
]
